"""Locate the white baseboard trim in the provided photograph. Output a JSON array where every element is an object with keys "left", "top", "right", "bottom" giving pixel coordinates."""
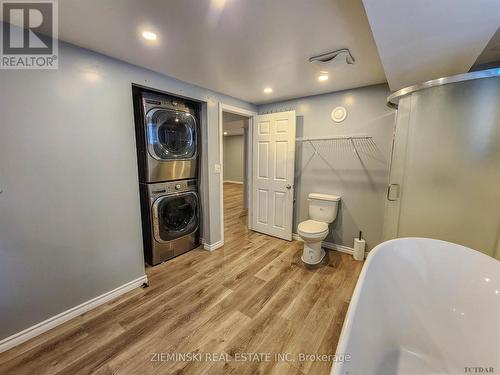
[
  {"left": 223, "top": 180, "right": 243, "bottom": 185},
  {"left": 292, "top": 233, "right": 367, "bottom": 256},
  {"left": 203, "top": 240, "right": 224, "bottom": 251},
  {"left": 322, "top": 241, "right": 355, "bottom": 255},
  {"left": 0, "top": 275, "right": 148, "bottom": 354}
]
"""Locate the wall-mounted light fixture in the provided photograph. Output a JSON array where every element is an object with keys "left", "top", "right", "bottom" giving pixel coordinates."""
[{"left": 331, "top": 106, "right": 347, "bottom": 123}]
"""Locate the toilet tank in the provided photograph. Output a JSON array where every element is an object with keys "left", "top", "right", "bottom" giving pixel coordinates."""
[{"left": 308, "top": 193, "right": 341, "bottom": 223}]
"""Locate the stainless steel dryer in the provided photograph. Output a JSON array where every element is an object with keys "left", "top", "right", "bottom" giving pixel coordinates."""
[
  {"left": 133, "top": 90, "right": 199, "bottom": 183},
  {"left": 140, "top": 179, "right": 200, "bottom": 265}
]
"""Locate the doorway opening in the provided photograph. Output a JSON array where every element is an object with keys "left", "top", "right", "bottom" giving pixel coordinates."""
[
  {"left": 218, "top": 106, "right": 297, "bottom": 247},
  {"left": 218, "top": 104, "right": 256, "bottom": 246}
]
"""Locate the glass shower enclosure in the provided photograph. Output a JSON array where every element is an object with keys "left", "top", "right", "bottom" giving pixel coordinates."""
[{"left": 383, "top": 69, "right": 500, "bottom": 259}]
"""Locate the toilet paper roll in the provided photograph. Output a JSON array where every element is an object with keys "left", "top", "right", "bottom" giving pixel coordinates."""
[{"left": 353, "top": 238, "right": 365, "bottom": 261}]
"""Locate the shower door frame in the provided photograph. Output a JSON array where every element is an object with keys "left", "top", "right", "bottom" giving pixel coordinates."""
[{"left": 383, "top": 68, "right": 500, "bottom": 256}]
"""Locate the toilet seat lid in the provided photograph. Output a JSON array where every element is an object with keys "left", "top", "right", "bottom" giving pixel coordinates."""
[{"left": 298, "top": 220, "right": 328, "bottom": 234}]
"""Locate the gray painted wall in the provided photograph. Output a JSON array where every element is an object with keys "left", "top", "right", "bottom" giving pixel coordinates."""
[
  {"left": 258, "top": 84, "right": 395, "bottom": 250},
  {"left": 0, "top": 40, "right": 255, "bottom": 340},
  {"left": 223, "top": 135, "right": 245, "bottom": 183}
]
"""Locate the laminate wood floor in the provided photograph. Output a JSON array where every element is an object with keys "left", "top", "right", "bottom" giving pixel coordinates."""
[{"left": 0, "top": 183, "right": 363, "bottom": 375}]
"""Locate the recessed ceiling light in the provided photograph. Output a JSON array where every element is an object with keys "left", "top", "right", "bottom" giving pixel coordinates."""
[
  {"left": 223, "top": 131, "right": 228, "bottom": 135},
  {"left": 142, "top": 31, "right": 157, "bottom": 41},
  {"left": 318, "top": 74, "right": 329, "bottom": 82},
  {"left": 263, "top": 87, "right": 273, "bottom": 94}
]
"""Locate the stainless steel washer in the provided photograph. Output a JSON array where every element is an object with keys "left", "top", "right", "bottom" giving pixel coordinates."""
[
  {"left": 140, "top": 179, "right": 200, "bottom": 265},
  {"left": 133, "top": 90, "right": 199, "bottom": 183}
]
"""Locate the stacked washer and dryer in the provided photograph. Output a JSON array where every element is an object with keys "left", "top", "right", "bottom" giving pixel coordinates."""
[{"left": 133, "top": 89, "right": 201, "bottom": 265}]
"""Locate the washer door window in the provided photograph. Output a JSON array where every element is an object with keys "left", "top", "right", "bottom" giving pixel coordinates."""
[
  {"left": 146, "top": 108, "right": 197, "bottom": 160},
  {"left": 153, "top": 192, "right": 198, "bottom": 242}
]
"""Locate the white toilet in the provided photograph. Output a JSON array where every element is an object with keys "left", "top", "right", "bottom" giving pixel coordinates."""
[{"left": 298, "top": 193, "right": 341, "bottom": 265}]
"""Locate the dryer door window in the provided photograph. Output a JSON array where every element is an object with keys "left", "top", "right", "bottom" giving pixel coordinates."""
[
  {"left": 154, "top": 192, "right": 198, "bottom": 242},
  {"left": 146, "top": 108, "right": 197, "bottom": 160}
]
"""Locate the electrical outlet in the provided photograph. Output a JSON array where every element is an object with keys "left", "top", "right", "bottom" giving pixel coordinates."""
[{"left": 214, "top": 164, "right": 221, "bottom": 174}]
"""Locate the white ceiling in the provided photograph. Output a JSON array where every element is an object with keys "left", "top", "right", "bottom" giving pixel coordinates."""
[
  {"left": 362, "top": 0, "right": 500, "bottom": 91},
  {"left": 223, "top": 112, "right": 247, "bottom": 136},
  {"left": 5, "top": 0, "right": 495, "bottom": 101},
  {"left": 55, "top": 0, "right": 387, "bottom": 104}
]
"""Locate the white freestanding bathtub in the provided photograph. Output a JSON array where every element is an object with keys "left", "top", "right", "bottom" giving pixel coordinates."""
[{"left": 332, "top": 238, "right": 500, "bottom": 375}]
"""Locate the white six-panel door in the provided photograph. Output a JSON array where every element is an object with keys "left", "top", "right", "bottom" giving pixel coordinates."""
[{"left": 252, "top": 111, "right": 296, "bottom": 240}]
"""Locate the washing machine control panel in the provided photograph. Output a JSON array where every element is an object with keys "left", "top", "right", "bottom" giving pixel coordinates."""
[
  {"left": 158, "top": 179, "right": 197, "bottom": 194},
  {"left": 149, "top": 179, "right": 198, "bottom": 199},
  {"left": 166, "top": 181, "right": 186, "bottom": 193}
]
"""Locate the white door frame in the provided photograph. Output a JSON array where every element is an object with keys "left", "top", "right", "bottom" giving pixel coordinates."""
[{"left": 218, "top": 103, "right": 257, "bottom": 245}]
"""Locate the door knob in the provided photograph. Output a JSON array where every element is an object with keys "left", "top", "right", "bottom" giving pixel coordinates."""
[{"left": 286, "top": 184, "right": 292, "bottom": 190}]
